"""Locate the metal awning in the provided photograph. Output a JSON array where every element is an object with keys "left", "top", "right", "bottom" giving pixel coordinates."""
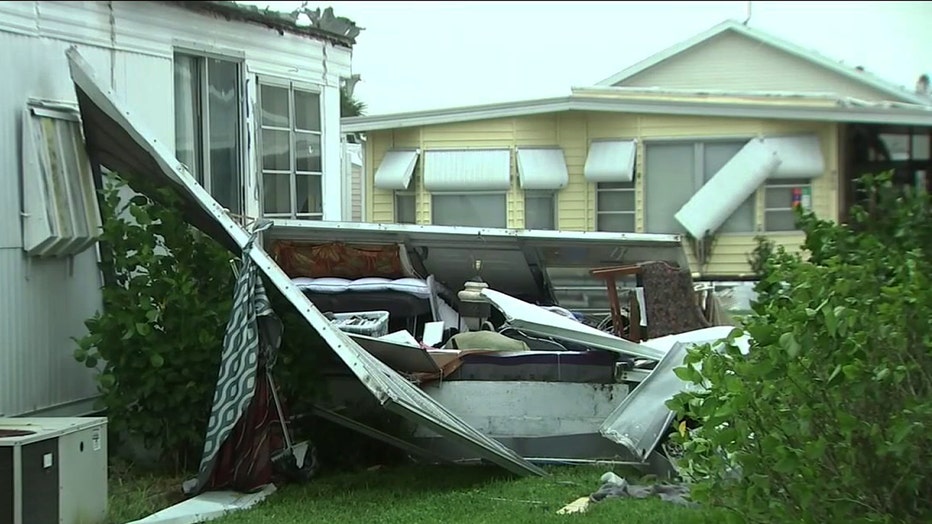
[
  {"left": 374, "top": 149, "right": 419, "bottom": 190},
  {"left": 423, "top": 149, "right": 511, "bottom": 192},
  {"left": 583, "top": 139, "right": 637, "bottom": 183},
  {"left": 675, "top": 138, "right": 781, "bottom": 239},
  {"left": 66, "top": 47, "right": 544, "bottom": 477},
  {"left": 515, "top": 148, "right": 569, "bottom": 190},
  {"left": 480, "top": 288, "right": 667, "bottom": 360},
  {"left": 764, "top": 134, "right": 825, "bottom": 179}
]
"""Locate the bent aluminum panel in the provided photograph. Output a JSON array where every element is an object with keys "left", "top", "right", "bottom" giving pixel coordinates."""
[{"left": 67, "top": 47, "right": 543, "bottom": 477}]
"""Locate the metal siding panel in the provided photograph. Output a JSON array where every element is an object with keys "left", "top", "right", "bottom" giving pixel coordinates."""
[
  {"left": 113, "top": 52, "right": 174, "bottom": 146},
  {"left": 0, "top": 32, "right": 111, "bottom": 249},
  {"left": 765, "top": 134, "right": 826, "bottom": 179},
  {"left": 0, "top": 1, "right": 38, "bottom": 35},
  {"left": 36, "top": 1, "right": 112, "bottom": 48},
  {"left": 423, "top": 149, "right": 511, "bottom": 192},
  {"left": 0, "top": 248, "right": 101, "bottom": 417}
]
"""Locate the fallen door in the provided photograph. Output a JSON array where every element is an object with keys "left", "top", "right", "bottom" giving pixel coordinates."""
[{"left": 66, "top": 47, "right": 544, "bottom": 477}]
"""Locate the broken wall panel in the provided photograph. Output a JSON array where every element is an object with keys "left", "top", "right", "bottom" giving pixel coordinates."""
[{"left": 66, "top": 47, "right": 544, "bottom": 478}]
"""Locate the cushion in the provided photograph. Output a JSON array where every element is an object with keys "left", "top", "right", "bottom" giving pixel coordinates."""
[
  {"left": 302, "top": 277, "right": 351, "bottom": 294},
  {"left": 386, "top": 277, "right": 432, "bottom": 299},
  {"left": 348, "top": 277, "right": 392, "bottom": 292}
]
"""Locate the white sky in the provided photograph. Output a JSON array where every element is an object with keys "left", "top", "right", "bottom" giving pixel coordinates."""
[{"left": 242, "top": 1, "right": 932, "bottom": 115}]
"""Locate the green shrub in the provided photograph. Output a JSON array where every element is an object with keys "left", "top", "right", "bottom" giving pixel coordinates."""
[
  {"left": 74, "top": 175, "right": 235, "bottom": 471},
  {"left": 667, "top": 172, "right": 932, "bottom": 523}
]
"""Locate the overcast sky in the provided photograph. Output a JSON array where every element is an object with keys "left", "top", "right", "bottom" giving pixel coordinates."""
[{"left": 242, "top": 1, "right": 931, "bottom": 115}]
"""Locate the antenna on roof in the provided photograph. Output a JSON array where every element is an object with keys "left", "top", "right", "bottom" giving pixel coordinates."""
[{"left": 743, "top": 1, "right": 752, "bottom": 26}]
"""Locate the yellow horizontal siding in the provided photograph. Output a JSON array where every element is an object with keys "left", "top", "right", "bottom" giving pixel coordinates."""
[{"left": 361, "top": 112, "right": 837, "bottom": 277}]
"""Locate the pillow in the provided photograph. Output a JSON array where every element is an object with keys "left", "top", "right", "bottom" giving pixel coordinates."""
[
  {"left": 303, "top": 277, "right": 351, "bottom": 294},
  {"left": 387, "top": 277, "right": 432, "bottom": 299},
  {"left": 348, "top": 277, "right": 392, "bottom": 293},
  {"left": 291, "top": 277, "right": 316, "bottom": 288}
]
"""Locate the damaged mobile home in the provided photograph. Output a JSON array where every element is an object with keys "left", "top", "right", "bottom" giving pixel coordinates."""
[{"left": 66, "top": 35, "right": 744, "bottom": 488}]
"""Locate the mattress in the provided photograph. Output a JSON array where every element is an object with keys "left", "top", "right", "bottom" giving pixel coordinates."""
[{"left": 445, "top": 350, "right": 618, "bottom": 383}]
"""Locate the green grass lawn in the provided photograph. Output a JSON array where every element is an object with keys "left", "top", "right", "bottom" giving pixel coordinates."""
[
  {"left": 108, "top": 461, "right": 736, "bottom": 524},
  {"left": 205, "top": 464, "right": 733, "bottom": 524}
]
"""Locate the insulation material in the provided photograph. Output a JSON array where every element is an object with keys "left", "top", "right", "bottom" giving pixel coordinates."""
[{"left": 674, "top": 138, "right": 781, "bottom": 239}]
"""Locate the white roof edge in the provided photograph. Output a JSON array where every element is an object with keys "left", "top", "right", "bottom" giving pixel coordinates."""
[
  {"left": 342, "top": 93, "right": 932, "bottom": 133},
  {"left": 595, "top": 19, "right": 926, "bottom": 106},
  {"left": 342, "top": 96, "right": 572, "bottom": 132},
  {"left": 573, "top": 85, "right": 844, "bottom": 100}
]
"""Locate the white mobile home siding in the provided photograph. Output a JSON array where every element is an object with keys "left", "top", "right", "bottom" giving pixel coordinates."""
[{"left": 0, "top": 1, "right": 351, "bottom": 416}]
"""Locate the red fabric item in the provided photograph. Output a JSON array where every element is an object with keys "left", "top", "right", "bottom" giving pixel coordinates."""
[
  {"left": 270, "top": 241, "right": 405, "bottom": 279},
  {"left": 202, "top": 369, "right": 275, "bottom": 493}
]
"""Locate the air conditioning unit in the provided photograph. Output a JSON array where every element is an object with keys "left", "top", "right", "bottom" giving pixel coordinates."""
[{"left": 0, "top": 417, "right": 108, "bottom": 524}]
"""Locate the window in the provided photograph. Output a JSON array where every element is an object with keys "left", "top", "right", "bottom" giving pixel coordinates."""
[
  {"left": 596, "top": 182, "right": 635, "bottom": 232},
  {"left": 525, "top": 191, "right": 556, "bottom": 230},
  {"left": 259, "top": 81, "right": 323, "bottom": 219},
  {"left": 21, "top": 105, "right": 102, "bottom": 257},
  {"left": 765, "top": 179, "right": 812, "bottom": 232},
  {"left": 173, "top": 52, "right": 243, "bottom": 215},
  {"left": 395, "top": 192, "right": 416, "bottom": 224},
  {"left": 431, "top": 194, "right": 507, "bottom": 228},
  {"left": 644, "top": 141, "right": 755, "bottom": 234}
]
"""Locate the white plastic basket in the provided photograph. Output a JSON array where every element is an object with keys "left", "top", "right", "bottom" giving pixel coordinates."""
[{"left": 330, "top": 310, "right": 390, "bottom": 337}]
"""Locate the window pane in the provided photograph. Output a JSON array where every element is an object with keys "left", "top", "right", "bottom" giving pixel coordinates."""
[
  {"left": 702, "top": 142, "right": 744, "bottom": 182},
  {"left": 879, "top": 134, "right": 910, "bottom": 161},
  {"left": 765, "top": 210, "right": 798, "bottom": 232},
  {"left": 597, "top": 213, "right": 635, "bottom": 232},
  {"left": 172, "top": 54, "right": 202, "bottom": 182},
  {"left": 58, "top": 121, "right": 89, "bottom": 238},
  {"left": 395, "top": 193, "right": 416, "bottom": 224},
  {"left": 432, "top": 194, "right": 506, "bottom": 228},
  {"left": 261, "top": 129, "right": 290, "bottom": 171},
  {"left": 525, "top": 194, "right": 555, "bottom": 230},
  {"left": 644, "top": 143, "right": 695, "bottom": 234},
  {"left": 295, "top": 175, "right": 323, "bottom": 216},
  {"left": 597, "top": 190, "right": 634, "bottom": 212},
  {"left": 260, "top": 84, "right": 289, "bottom": 128},
  {"left": 294, "top": 90, "right": 321, "bottom": 132},
  {"left": 207, "top": 58, "right": 241, "bottom": 214},
  {"left": 704, "top": 141, "right": 755, "bottom": 234},
  {"left": 295, "top": 132, "right": 322, "bottom": 173},
  {"left": 765, "top": 186, "right": 794, "bottom": 209},
  {"left": 263, "top": 173, "right": 291, "bottom": 214},
  {"left": 913, "top": 133, "right": 930, "bottom": 160},
  {"left": 598, "top": 181, "right": 635, "bottom": 190}
]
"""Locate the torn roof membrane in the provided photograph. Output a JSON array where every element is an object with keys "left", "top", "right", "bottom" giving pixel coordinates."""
[{"left": 65, "top": 46, "right": 543, "bottom": 478}]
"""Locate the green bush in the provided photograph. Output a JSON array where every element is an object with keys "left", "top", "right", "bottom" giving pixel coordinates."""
[
  {"left": 667, "top": 172, "right": 932, "bottom": 523},
  {"left": 75, "top": 175, "right": 235, "bottom": 471}
]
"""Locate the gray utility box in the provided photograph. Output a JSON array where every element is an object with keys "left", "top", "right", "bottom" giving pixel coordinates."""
[{"left": 0, "top": 417, "right": 108, "bottom": 524}]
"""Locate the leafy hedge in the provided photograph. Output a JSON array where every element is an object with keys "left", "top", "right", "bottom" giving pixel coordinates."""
[{"left": 668, "top": 173, "right": 932, "bottom": 523}]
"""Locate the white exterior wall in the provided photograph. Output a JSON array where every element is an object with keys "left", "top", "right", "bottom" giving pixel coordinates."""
[{"left": 0, "top": 0, "right": 352, "bottom": 416}]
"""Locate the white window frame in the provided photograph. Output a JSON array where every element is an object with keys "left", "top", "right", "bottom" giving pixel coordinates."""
[
  {"left": 524, "top": 190, "right": 557, "bottom": 230},
  {"left": 394, "top": 191, "right": 417, "bottom": 224},
  {"left": 21, "top": 102, "right": 102, "bottom": 258},
  {"left": 430, "top": 192, "right": 508, "bottom": 228},
  {"left": 596, "top": 181, "right": 636, "bottom": 232},
  {"left": 764, "top": 178, "right": 813, "bottom": 232},
  {"left": 258, "top": 77, "right": 324, "bottom": 220},
  {"left": 172, "top": 49, "right": 246, "bottom": 215}
]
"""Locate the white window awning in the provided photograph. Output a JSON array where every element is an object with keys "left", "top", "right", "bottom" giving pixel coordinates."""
[
  {"left": 516, "top": 148, "right": 569, "bottom": 190},
  {"left": 584, "top": 139, "right": 637, "bottom": 183},
  {"left": 764, "top": 135, "right": 825, "bottom": 179},
  {"left": 374, "top": 149, "right": 419, "bottom": 190},
  {"left": 424, "top": 149, "right": 511, "bottom": 192},
  {"left": 66, "top": 46, "right": 544, "bottom": 478},
  {"left": 675, "top": 138, "right": 781, "bottom": 238}
]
